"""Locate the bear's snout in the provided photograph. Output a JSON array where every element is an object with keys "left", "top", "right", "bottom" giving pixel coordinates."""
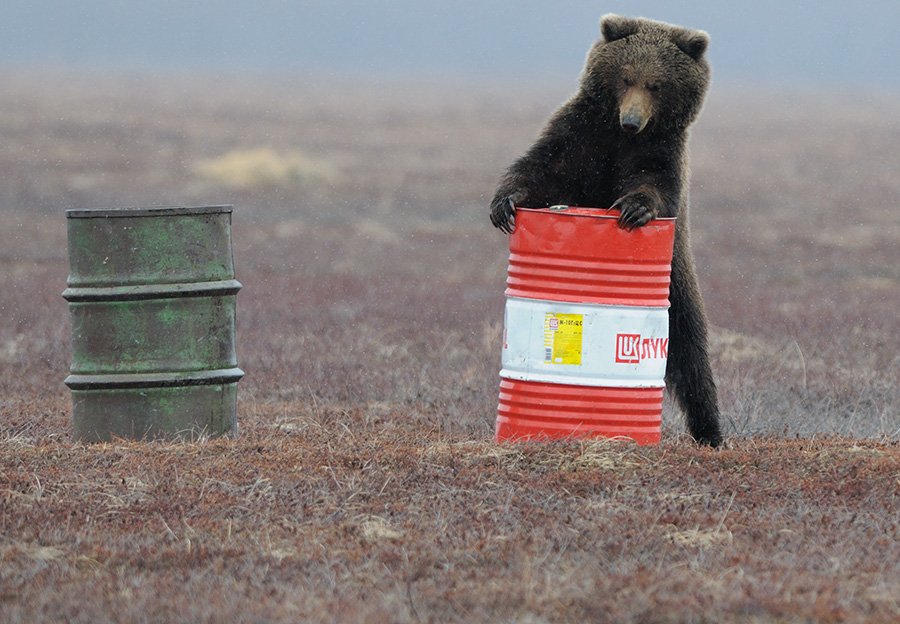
[
  {"left": 619, "top": 88, "right": 652, "bottom": 134},
  {"left": 620, "top": 111, "right": 645, "bottom": 134}
]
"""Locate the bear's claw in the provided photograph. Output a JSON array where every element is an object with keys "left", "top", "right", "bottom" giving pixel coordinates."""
[
  {"left": 613, "top": 193, "right": 658, "bottom": 230},
  {"left": 490, "top": 196, "right": 517, "bottom": 234}
]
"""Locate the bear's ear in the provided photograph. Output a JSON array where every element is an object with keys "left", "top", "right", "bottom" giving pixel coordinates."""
[
  {"left": 672, "top": 28, "right": 710, "bottom": 60},
  {"left": 601, "top": 14, "right": 640, "bottom": 42}
]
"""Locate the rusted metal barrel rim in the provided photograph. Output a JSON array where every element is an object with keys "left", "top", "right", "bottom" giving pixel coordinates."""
[
  {"left": 65, "top": 367, "right": 245, "bottom": 390},
  {"left": 66, "top": 205, "right": 233, "bottom": 218},
  {"left": 62, "top": 279, "right": 243, "bottom": 302}
]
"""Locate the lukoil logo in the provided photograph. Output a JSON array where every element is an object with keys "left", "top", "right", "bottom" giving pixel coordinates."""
[{"left": 615, "top": 333, "right": 669, "bottom": 364}]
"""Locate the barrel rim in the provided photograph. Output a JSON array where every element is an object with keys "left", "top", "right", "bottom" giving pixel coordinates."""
[
  {"left": 63, "top": 279, "right": 242, "bottom": 302},
  {"left": 516, "top": 205, "right": 676, "bottom": 221},
  {"left": 66, "top": 205, "right": 234, "bottom": 218},
  {"left": 499, "top": 370, "right": 666, "bottom": 389},
  {"left": 65, "top": 367, "right": 245, "bottom": 390}
]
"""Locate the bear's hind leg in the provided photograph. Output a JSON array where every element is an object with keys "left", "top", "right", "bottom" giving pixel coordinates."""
[{"left": 666, "top": 252, "right": 724, "bottom": 447}]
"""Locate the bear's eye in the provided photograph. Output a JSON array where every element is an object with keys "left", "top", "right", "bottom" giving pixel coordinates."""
[
  {"left": 623, "top": 77, "right": 635, "bottom": 87},
  {"left": 647, "top": 83, "right": 660, "bottom": 92}
]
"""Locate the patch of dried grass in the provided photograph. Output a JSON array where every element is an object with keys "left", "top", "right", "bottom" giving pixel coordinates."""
[
  {"left": 665, "top": 527, "right": 734, "bottom": 548},
  {"left": 359, "top": 515, "right": 404, "bottom": 541},
  {"left": 193, "top": 147, "right": 342, "bottom": 190}
]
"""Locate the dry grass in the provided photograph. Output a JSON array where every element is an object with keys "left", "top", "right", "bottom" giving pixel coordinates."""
[
  {"left": 2, "top": 410, "right": 898, "bottom": 623},
  {"left": 193, "top": 147, "right": 343, "bottom": 190},
  {"left": 0, "top": 71, "right": 898, "bottom": 622}
]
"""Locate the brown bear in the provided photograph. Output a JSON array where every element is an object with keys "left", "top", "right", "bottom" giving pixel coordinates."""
[{"left": 490, "top": 14, "right": 723, "bottom": 446}]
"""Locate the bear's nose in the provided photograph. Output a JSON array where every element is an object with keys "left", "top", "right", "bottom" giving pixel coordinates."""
[{"left": 620, "top": 112, "right": 643, "bottom": 134}]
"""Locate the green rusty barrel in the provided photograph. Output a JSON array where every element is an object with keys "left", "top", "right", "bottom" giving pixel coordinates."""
[{"left": 63, "top": 206, "right": 243, "bottom": 442}]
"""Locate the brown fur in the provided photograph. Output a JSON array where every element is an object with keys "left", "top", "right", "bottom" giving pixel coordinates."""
[{"left": 490, "top": 14, "right": 723, "bottom": 446}]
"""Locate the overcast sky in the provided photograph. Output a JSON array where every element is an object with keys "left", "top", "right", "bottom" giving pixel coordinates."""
[{"left": 1, "top": 1, "right": 898, "bottom": 89}]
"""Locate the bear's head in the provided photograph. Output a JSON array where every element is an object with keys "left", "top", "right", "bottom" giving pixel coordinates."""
[{"left": 581, "top": 14, "right": 711, "bottom": 135}]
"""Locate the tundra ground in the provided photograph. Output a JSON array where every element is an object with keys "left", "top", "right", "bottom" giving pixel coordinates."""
[{"left": 1, "top": 73, "right": 897, "bottom": 623}]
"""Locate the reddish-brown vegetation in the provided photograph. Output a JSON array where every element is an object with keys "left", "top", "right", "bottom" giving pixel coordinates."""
[{"left": 0, "top": 71, "right": 897, "bottom": 622}]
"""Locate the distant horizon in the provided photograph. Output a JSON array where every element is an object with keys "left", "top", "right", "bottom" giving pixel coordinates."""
[
  {"left": 3, "top": 65, "right": 899, "bottom": 101},
  {"left": 1, "top": 1, "right": 899, "bottom": 91}
]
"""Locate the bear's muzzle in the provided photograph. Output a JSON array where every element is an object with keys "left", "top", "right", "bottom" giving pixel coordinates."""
[{"left": 619, "top": 87, "right": 652, "bottom": 134}]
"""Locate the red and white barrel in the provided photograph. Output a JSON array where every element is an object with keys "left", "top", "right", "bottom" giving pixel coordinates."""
[{"left": 496, "top": 206, "right": 676, "bottom": 445}]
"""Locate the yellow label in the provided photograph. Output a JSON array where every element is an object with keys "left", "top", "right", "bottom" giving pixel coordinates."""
[{"left": 543, "top": 313, "right": 583, "bottom": 365}]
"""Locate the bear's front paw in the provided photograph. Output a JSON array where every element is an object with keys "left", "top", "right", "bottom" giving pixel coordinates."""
[
  {"left": 490, "top": 196, "right": 518, "bottom": 234},
  {"left": 613, "top": 193, "right": 658, "bottom": 230}
]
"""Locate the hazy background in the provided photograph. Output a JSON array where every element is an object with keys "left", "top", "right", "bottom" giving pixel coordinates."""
[
  {"left": 1, "top": 0, "right": 899, "bottom": 89},
  {"left": 0, "top": 2, "right": 896, "bottom": 439}
]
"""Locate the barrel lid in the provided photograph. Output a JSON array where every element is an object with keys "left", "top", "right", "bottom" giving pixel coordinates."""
[
  {"left": 518, "top": 205, "right": 675, "bottom": 221},
  {"left": 66, "top": 205, "right": 233, "bottom": 218}
]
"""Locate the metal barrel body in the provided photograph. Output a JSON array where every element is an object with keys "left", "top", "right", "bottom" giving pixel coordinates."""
[
  {"left": 63, "top": 206, "right": 243, "bottom": 442},
  {"left": 496, "top": 207, "right": 675, "bottom": 445}
]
